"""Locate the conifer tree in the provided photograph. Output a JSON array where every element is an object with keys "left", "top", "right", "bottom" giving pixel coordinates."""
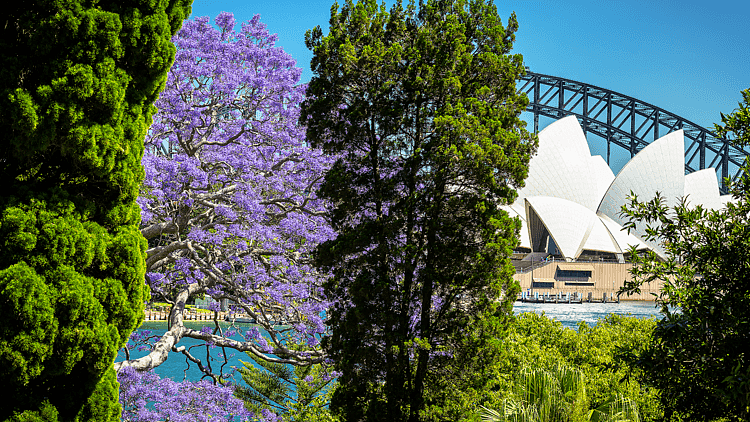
[
  {"left": 235, "top": 350, "right": 337, "bottom": 421},
  {"left": 0, "top": 1, "right": 191, "bottom": 420},
  {"left": 302, "top": 0, "right": 536, "bottom": 420}
]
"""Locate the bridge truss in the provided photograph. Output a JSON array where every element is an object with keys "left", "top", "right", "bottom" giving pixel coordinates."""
[{"left": 518, "top": 71, "right": 749, "bottom": 193}]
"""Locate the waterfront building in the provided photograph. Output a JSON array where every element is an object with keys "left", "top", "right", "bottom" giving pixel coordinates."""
[{"left": 508, "top": 116, "right": 731, "bottom": 299}]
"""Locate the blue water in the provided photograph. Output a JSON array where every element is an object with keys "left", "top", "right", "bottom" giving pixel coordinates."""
[
  {"left": 119, "top": 301, "right": 664, "bottom": 382},
  {"left": 512, "top": 300, "right": 663, "bottom": 330},
  {"left": 116, "top": 321, "right": 264, "bottom": 384}
]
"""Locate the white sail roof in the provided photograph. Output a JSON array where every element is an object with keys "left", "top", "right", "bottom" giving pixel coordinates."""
[
  {"left": 684, "top": 168, "right": 723, "bottom": 211},
  {"left": 589, "top": 155, "right": 616, "bottom": 201},
  {"left": 580, "top": 216, "right": 621, "bottom": 255},
  {"left": 525, "top": 196, "right": 620, "bottom": 260},
  {"left": 518, "top": 115, "right": 603, "bottom": 211},
  {"left": 500, "top": 204, "right": 531, "bottom": 249},
  {"left": 597, "top": 212, "right": 649, "bottom": 253},
  {"left": 720, "top": 194, "right": 735, "bottom": 208},
  {"left": 512, "top": 117, "right": 728, "bottom": 262},
  {"left": 597, "top": 130, "right": 685, "bottom": 256}
]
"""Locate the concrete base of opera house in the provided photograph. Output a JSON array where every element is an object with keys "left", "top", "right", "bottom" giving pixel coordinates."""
[{"left": 513, "top": 260, "right": 662, "bottom": 301}]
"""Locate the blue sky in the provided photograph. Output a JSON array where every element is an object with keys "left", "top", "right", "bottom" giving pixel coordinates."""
[{"left": 189, "top": 0, "right": 749, "bottom": 170}]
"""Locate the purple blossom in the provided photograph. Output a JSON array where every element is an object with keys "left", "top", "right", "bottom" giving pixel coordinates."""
[
  {"left": 118, "top": 367, "right": 257, "bottom": 421},
  {"left": 260, "top": 409, "right": 282, "bottom": 422}
]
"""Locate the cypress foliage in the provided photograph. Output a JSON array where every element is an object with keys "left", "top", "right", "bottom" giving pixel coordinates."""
[{"left": 0, "top": 1, "right": 191, "bottom": 420}]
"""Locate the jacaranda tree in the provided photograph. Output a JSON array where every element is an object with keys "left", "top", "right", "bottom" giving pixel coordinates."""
[
  {"left": 113, "top": 10, "right": 335, "bottom": 404},
  {"left": 301, "top": 0, "right": 536, "bottom": 420},
  {"left": 0, "top": 1, "right": 191, "bottom": 420}
]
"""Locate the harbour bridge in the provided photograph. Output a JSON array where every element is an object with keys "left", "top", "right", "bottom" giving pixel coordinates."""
[{"left": 519, "top": 71, "right": 749, "bottom": 194}]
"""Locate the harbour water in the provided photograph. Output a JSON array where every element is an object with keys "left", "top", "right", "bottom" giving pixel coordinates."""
[
  {"left": 119, "top": 301, "right": 665, "bottom": 382},
  {"left": 512, "top": 300, "right": 662, "bottom": 330},
  {"left": 116, "top": 320, "right": 260, "bottom": 383}
]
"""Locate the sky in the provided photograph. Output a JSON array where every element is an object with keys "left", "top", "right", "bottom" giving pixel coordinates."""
[{"left": 189, "top": 0, "right": 750, "bottom": 170}]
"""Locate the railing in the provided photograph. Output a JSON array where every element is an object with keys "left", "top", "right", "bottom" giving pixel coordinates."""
[
  {"left": 514, "top": 257, "right": 626, "bottom": 274},
  {"left": 515, "top": 259, "right": 555, "bottom": 274}
]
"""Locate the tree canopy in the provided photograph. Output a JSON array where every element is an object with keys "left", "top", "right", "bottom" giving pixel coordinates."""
[
  {"left": 620, "top": 87, "right": 750, "bottom": 421},
  {"left": 302, "top": 0, "right": 536, "bottom": 420},
  {"left": 114, "top": 6, "right": 334, "bottom": 396},
  {"left": 0, "top": 1, "right": 191, "bottom": 420}
]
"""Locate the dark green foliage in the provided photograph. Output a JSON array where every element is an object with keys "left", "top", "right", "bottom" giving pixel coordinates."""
[
  {"left": 5, "top": 401, "right": 59, "bottom": 422},
  {"left": 302, "top": 0, "right": 536, "bottom": 420},
  {"left": 620, "top": 88, "right": 750, "bottom": 422},
  {"left": 0, "top": 1, "right": 191, "bottom": 420}
]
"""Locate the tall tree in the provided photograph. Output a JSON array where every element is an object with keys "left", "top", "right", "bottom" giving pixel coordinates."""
[
  {"left": 115, "top": 12, "right": 334, "bottom": 375},
  {"left": 0, "top": 1, "right": 191, "bottom": 420},
  {"left": 620, "top": 88, "right": 750, "bottom": 421},
  {"left": 302, "top": 0, "right": 536, "bottom": 420}
]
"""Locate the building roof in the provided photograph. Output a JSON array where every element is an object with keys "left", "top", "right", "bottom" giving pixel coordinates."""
[
  {"left": 512, "top": 117, "right": 726, "bottom": 262},
  {"left": 518, "top": 115, "right": 603, "bottom": 211},
  {"left": 526, "top": 196, "right": 621, "bottom": 260},
  {"left": 597, "top": 130, "right": 685, "bottom": 256},
  {"left": 684, "top": 168, "right": 723, "bottom": 211}
]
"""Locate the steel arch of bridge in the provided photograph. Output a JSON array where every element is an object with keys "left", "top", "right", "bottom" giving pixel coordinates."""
[{"left": 518, "top": 71, "right": 749, "bottom": 194}]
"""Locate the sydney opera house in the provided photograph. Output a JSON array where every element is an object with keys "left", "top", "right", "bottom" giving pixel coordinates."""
[{"left": 509, "top": 116, "right": 731, "bottom": 300}]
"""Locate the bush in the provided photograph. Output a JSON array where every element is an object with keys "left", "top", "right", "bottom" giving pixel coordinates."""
[{"left": 482, "top": 313, "right": 661, "bottom": 422}]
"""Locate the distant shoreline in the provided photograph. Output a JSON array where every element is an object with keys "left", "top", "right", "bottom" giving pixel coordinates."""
[{"left": 143, "top": 309, "right": 229, "bottom": 321}]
